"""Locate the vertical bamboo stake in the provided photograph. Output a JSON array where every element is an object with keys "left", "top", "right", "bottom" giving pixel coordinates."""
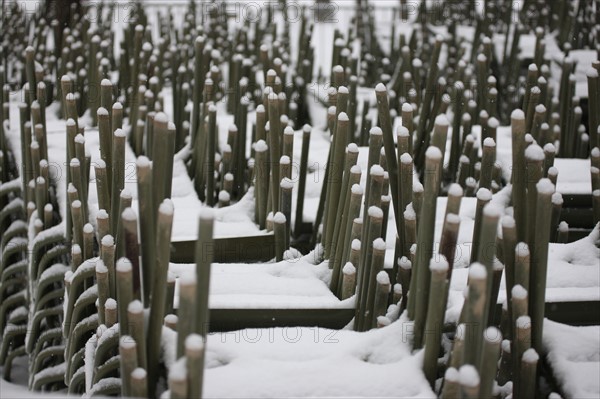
[
  {"left": 137, "top": 156, "right": 154, "bottom": 306},
  {"left": 186, "top": 334, "right": 205, "bottom": 399},
  {"left": 195, "top": 210, "right": 214, "bottom": 337},
  {"left": 423, "top": 256, "right": 449, "bottom": 387},
  {"left": 458, "top": 365, "right": 480, "bottom": 399},
  {"left": 514, "top": 315, "right": 532, "bottom": 396},
  {"left": 268, "top": 93, "right": 281, "bottom": 213},
  {"left": 294, "top": 124, "right": 311, "bottom": 237},
  {"left": 411, "top": 147, "right": 443, "bottom": 348},
  {"left": 128, "top": 300, "right": 147, "bottom": 370},
  {"left": 110, "top": 129, "right": 126, "bottom": 235},
  {"left": 169, "top": 359, "right": 188, "bottom": 399},
  {"left": 177, "top": 273, "right": 197, "bottom": 358},
  {"left": 206, "top": 104, "right": 217, "bottom": 206},
  {"left": 119, "top": 336, "right": 138, "bottom": 398},
  {"left": 363, "top": 237, "right": 386, "bottom": 329},
  {"left": 147, "top": 200, "right": 174, "bottom": 395},
  {"left": 274, "top": 212, "right": 287, "bottom": 261},
  {"left": 254, "top": 140, "right": 269, "bottom": 229},
  {"left": 341, "top": 263, "right": 357, "bottom": 300},
  {"left": 479, "top": 327, "right": 502, "bottom": 398},
  {"left": 441, "top": 367, "right": 460, "bottom": 399},
  {"left": 131, "top": 368, "right": 148, "bottom": 399},
  {"left": 530, "top": 179, "right": 554, "bottom": 355},
  {"left": 463, "top": 263, "right": 488, "bottom": 366},
  {"left": 518, "top": 349, "right": 539, "bottom": 399},
  {"left": 324, "top": 112, "right": 350, "bottom": 257},
  {"left": 511, "top": 110, "right": 527, "bottom": 241}
]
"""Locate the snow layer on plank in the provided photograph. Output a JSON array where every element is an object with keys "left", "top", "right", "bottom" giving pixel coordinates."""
[
  {"left": 544, "top": 319, "right": 600, "bottom": 398},
  {"left": 203, "top": 315, "right": 434, "bottom": 398},
  {"left": 169, "top": 256, "right": 351, "bottom": 310}
]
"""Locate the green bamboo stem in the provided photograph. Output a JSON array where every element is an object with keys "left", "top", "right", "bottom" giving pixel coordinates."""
[
  {"left": 398, "top": 153, "right": 413, "bottom": 256},
  {"left": 469, "top": 188, "right": 492, "bottom": 265},
  {"left": 463, "top": 263, "right": 488, "bottom": 366},
  {"left": 280, "top": 178, "right": 293, "bottom": 247},
  {"left": 324, "top": 112, "right": 350, "bottom": 258},
  {"left": 147, "top": 200, "right": 174, "bottom": 395},
  {"left": 101, "top": 235, "right": 116, "bottom": 300},
  {"left": 375, "top": 84, "right": 400, "bottom": 234},
  {"left": 363, "top": 236, "right": 386, "bottom": 330},
  {"left": 449, "top": 323, "right": 466, "bottom": 369},
  {"left": 98, "top": 108, "right": 112, "bottom": 197},
  {"left": 423, "top": 256, "right": 449, "bottom": 387},
  {"left": 411, "top": 147, "right": 442, "bottom": 348},
  {"left": 525, "top": 144, "right": 545, "bottom": 249},
  {"left": 514, "top": 315, "right": 532, "bottom": 397},
  {"left": 444, "top": 184, "right": 463, "bottom": 222},
  {"left": 441, "top": 367, "right": 460, "bottom": 399},
  {"left": 501, "top": 216, "right": 517, "bottom": 338},
  {"left": 341, "top": 262, "right": 357, "bottom": 300},
  {"left": 136, "top": 156, "right": 154, "bottom": 306},
  {"left": 479, "top": 326, "right": 502, "bottom": 398},
  {"left": 331, "top": 161, "right": 361, "bottom": 293},
  {"left": 116, "top": 258, "right": 133, "bottom": 336},
  {"left": 268, "top": 93, "right": 281, "bottom": 213},
  {"left": 458, "top": 365, "right": 480, "bottom": 399},
  {"left": 274, "top": 212, "right": 287, "bottom": 261},
  {"left": 587, "top": 68, "right": 599, "bottom": 150},
  {"left": 518, "top": 348, "right": 539, "bottom": 399},
  {"left": 530, "top": 179, "right": 554, "bottom": 355},
  {"left": 479, "top": 138, "right": 495, "bottom": 190},
  {"left": 185, "top": 334, "right": 205, "bottom": 399},
  {"left": 195, "top": 210, "right": 214, "bottom": 337},
  {"left": 152, "top": 113, "right": 173, "bottom": 219},
  {"left": 511, "top": 110, "right": 527, "bottom": 242},
  {"left": 128, "top": 300, "right": 147, "bottom": 370},
  {"left": 83, "top": 223, "right": 94, "bottom": 259},
  {"left": 131, "top": 368, "right": 148, "bottom": 399},
  {"left": 177, "top": 273, "right": 197, "bottom": 358},
  {"left": 71, "top": 200, "right": 84, "bottom": 250},
  {"left": 440, "top": 214, "right": 460, "bottom": 280},
  {"left": 95, "top": 160, "right": 110, "bottom": 216},
  {"left": 105, "top": 298, "right": 117, "bottom": 328},
  {"left": 254, "top": 140, "right": 269, "bottom": 229},
  {"left": 206, "top": 104, "right": 217, "bottom": 206},
  {"left": 119, "top": 336, "right": 138, "bottom": 398},
  {"left": 122, "top": 208, "right": 141, "bottom": 301},
  {"left": 112, "top": 102, "right": 123, "bottom": 133},
  {"left": 169, "top": 359, "right": 188, "bottom": 399},
  {"left": 294, "top": 124, "right": 311, "bottom": 237},
  {"left": 115, "top": 189, "right": 132, "bottom": 259},
  {"left": 96, "top": 260, "right": 109, "bottom": 326},
  {"left": 110, "top": 129, "right": 126, "bottom": 235},
  {"left": 373, "top": 270, "right": 391, "bottom": 325}
]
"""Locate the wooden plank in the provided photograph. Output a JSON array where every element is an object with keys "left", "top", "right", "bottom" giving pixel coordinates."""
[
  {"left": 171, "top": 234, "right": 275, "bottom": 263},
  {"left": 178, "top": 300, "right": 600, "bottom": 333},
  {"left": 206, "top": 308, "right": 354, "bottom": 332}
]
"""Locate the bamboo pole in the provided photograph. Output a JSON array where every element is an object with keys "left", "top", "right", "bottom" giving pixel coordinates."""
[
  {"left": 411, "top": 147, "right": 443, "bottom": 348},
  {"left": 423, "top": 256, "right": 449, "bottom": 386},
  {"left": 147, "top": 200, "right": 174, "bottom": 395}
]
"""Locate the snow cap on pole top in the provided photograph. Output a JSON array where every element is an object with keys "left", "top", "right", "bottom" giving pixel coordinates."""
[
  {"left": 468, "top": 263, "right": 487, "bottom": 280},
  {"left": 373, "top": 238, "right": 386, "bottom": 251},
  {"left": 536, "top": 178, "right": 555, "bottom": 195},
  {"left": 370, "top": 126, "right": 383, "bottom": 136},
  {"left": 370, "top": 164, "right": 384, "bottom": 177},
  {"left": 375, "top": 83, "right": 387, "bottom": 93},
  {"left": 459, "top": 365, "right": 480, "bottom": 387},
  {"left": 435, "top": 114, "right": 449, "bottom": 127},
  {"left": 368, "top": 206, "right": 383, "bottom": 219},
  {"left": 154, "top": 112, "right": 168, "bottom": 124},
  {"left": 425, "top": 146, "right": 443, "bottom": 161},
  {"left": 512, "top": 284, "right": 528, "bottom": 300},
  {"left": 511, "top": 109, "right": 525, "bottom": 120},
  {"left": 429, "top": 255, "right": 449, "bottom": 272}
]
